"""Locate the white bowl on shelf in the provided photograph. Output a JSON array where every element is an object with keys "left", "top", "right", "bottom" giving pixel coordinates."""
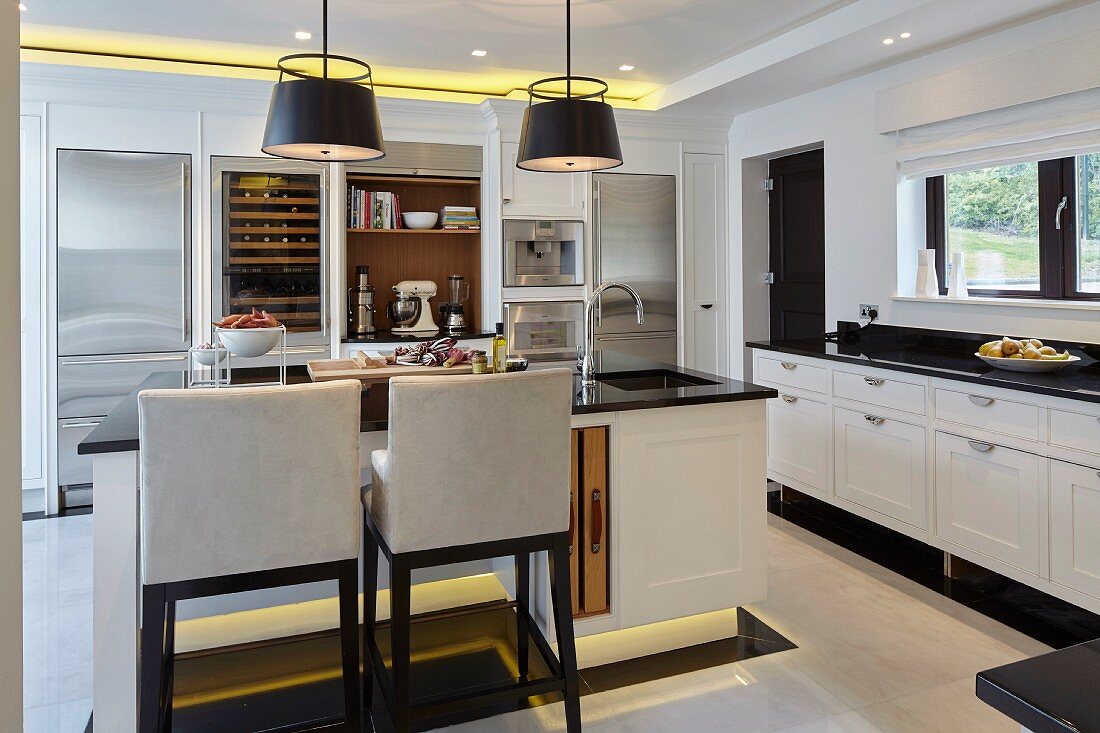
[
  {"left": 401, "top": 212, "right": 438, "bottom": 230},
  {"left": 218, "top": 328, "right": 282, "bottom": 358},
  {"left": 191, "top": 347, "right": 226, "bottom": 366},
  {"left": 975, "top": 352, "right": 1080, "bottom": 373}
]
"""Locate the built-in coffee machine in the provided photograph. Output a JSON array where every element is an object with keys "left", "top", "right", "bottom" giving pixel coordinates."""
[
  {"left": 347, "top": 265, "right": 377, "bottom": 336},
  {"left": 503, "top": 220, "right": 584, "bottom": 287},
  {"left": 439, "top": 274, "right": 471, "bottom": 334}
]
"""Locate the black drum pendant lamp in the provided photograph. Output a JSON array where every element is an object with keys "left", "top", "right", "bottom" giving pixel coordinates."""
[
  {"left": 262, "top": 0, "right": 385, "bottom": 162},
  {"left": 517, "top": 0, "right": 623, "bottom": 172}
]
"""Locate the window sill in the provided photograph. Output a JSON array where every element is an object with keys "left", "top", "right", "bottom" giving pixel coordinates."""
[{"left": 892, "top": 295, "right": 1100, "bottom": 311}]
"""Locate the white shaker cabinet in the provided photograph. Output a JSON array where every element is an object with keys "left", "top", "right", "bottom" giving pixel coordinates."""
[
  {"left": 500, "top": 142, "right": 586, "bottom": 219},
  {"left": 1050, "top": 460, "right": 1100, "bottom": 600},
  {"left": 682, "top": 152, "right": 727, "bottom": 376},
  {"left": 834, "top": 407, "right": 927, "bottom": 529},
  {"left": 934, "top": 432, "right": 1045, "bottom": 576},
  {"left": 766, "top": 392, "right": 829, "bottom": 497},
  {"left": 616, "top": 402, "right": 766, "bottom": 629}
]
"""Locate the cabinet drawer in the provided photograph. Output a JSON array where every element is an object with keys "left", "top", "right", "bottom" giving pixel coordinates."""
[
  {"left": 934, "top": 388, "right": 1041, "bottom": 442},
  {"left": 832, "top": 369, "right": 925, "bottom": 415},
  {"left": 756, "top": 356, "right": 827, "bottom": 394},
  {"left": 834, "top": 407, "right": 927, "bottom": 529},
  {"left": 1050, "top": 460, "right": 1100, "bottom": 600},
  {"left": 1049, "top": 408, "right": 1100, "bottom": 455},
  {"left": 767, "top": 393, "right": 829, "bottom": 495},
  {"left": 934, "top": 432, "right": 1044, "bottom": 576}
]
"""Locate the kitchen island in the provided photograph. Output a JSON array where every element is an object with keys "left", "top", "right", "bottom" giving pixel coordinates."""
[{"left": 79, "top": 352, "right": 775, "bottom": 730}]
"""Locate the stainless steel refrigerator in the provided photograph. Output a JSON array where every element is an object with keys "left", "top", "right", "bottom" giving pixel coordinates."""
[
  {"left": 56, "top": 150, "right": 192, "bottom": 505},
  {"left": 592, "top": 173, "right": 678, "bottom": 364}
]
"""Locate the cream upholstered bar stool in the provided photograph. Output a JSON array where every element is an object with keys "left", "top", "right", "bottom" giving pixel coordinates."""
[
  {"left": 362, "top": 368, "right": 581, "bottom": 733},
  {"left": 137, "top": 381, "right": 363, "bottom": 733}
]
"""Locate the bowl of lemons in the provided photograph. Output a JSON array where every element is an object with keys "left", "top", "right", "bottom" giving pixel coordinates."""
[{"left": 976, "top": 338, "right": 1080, "bottom": 373}]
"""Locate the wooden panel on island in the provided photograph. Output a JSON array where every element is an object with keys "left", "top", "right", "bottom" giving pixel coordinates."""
[
  {"left": 570, "top": 426, "right": 610, "bottom": 618},
  {"left": 345, "top": 173, "right": 482, "bottom": 332}
]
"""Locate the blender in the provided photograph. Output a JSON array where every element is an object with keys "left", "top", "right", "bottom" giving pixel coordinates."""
[{"left": 439, "top": 274, "right": 470, "bottom": 334}]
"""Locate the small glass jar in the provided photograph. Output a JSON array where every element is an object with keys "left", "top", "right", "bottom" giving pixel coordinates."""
[{"left": 470, "top": 350, "right": 488, "bottom": 374}]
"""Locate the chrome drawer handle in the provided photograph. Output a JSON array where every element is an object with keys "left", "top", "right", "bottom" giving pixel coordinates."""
[
  {"left": 864, "top": 415, "right": 884, "bottom": 425},
  {"left": 781, "top": 394, "right": 798, "bottom": 404},
  {"left": 863, "top": 377, "right": 885, "bottom": 386},
  {"left": 968, "top": 395, "right": 995, "bottom": 406},
  {"left": 780, "top": 362, "right": 797, "bottom": 370},
  {"left": 968, "top": 440, "right": 994, "bottom": 453}
]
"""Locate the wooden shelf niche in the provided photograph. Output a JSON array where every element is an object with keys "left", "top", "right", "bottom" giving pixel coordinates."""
[{"left": 345, "top": 174, "right": 482, "bottom": 332}]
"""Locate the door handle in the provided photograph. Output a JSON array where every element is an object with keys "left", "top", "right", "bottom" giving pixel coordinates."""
[
  {"left": 780, "top": 362, "right": 797, "bottom": 370},
  {"left": 700, "top": 303, "right": 714, "bottom": 310},
  {"left": 863, "top": 415, "right": 885, "bottom": 425},
  {"left": 1055, "top": 195, "right": 1069, "bottom": 230},
  {"left": 60, "top": 421, "right": 102, "bottom": 429},
  {"left": 967, "top": 395, "right": 995, "bottom": 406},
  {"left": 597, "top": 333, "right": 673, "bottom": 342},
  {"left": 590, "top": 489, "right": 603, "bottom": 554},
  {"left": 863, "top": 377, "right": 885, "bottom": 386},
  {"left": 60, "top": 355, "right": 188, "bottom": 366},
  {"left": 181, "top": 161, "right": 191, "bottom": 344},
  {"left": 781, "top": 394, "right": 798, "bottom": 404},
  {"left": 968, "top": 440, "right": 994, "bottom": 453},
  {"left": 568, "top": 495, "right": 575, "bottom": 556}
]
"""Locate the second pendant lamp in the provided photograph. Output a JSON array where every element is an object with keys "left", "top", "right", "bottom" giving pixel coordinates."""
[
  {"left": 262, "top": 0, "right": 385, "bottom": 162},
  {"left": 517, "top": 0, "right": 623, "bottom": 172}
]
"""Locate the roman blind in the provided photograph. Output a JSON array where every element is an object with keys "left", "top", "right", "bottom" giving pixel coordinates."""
[{"left": 896, "top": 86, "right": 1100, "bottom": 179}]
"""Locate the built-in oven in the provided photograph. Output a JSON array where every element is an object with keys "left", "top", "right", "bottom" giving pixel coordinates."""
[
  {"left": 504, "top": 220, "right": 583, "bottom": 287},
  {"left": 503, "top": 300, "right": 584, "bottom": 363}
]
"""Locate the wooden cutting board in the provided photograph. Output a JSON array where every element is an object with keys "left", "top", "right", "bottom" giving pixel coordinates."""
[{"left": 307, "top": 353, "right": 474, "bottom": 384}]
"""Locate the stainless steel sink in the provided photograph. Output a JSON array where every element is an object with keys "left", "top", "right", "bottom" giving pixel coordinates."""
[{"left": 595, "top": 369, "right": 720, "bottom": 391}]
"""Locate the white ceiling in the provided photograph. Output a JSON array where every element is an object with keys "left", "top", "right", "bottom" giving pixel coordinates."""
[
  {"left": 17, "top": 0, "right": 1095, "bottom": 112},
  {"left": 18, "top": 0, "right": 851, "bottom": 85}
]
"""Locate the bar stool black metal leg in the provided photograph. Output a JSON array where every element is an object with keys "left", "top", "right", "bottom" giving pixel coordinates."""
[
  {"left": 139, "top": 583, "right": 167, "bottom": 733},
  {"left": 339, "top": 558, "right": 362, "bottom": 732},
  {"left": 362, "top": 520, "right": 380, "bottom": 720},
  {"left": 549, "top": 533, "right": 582, "bottom": 733},
  {"left": 515, "top": 552, "right": 530, "bottom": 680},
  {"left": 391, "top": 555, "right": 413, "bottom": 733},
  {"left": 162, "top": 599, "right": 176, "bottom": 731}
]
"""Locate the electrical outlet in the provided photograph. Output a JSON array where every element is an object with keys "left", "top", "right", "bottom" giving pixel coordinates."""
[{"left": 859, "top": 304, "right": 879, "bottom": 319}]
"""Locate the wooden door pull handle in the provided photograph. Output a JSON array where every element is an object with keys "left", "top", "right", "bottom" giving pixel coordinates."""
[
  {"left": 568, "top": 496, "right": 575, "bottom": 555},
  {"left": 591, "top": 489, "right": 603, "bottom": 554}
]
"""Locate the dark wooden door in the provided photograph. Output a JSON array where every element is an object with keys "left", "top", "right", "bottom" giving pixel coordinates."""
[{"left": 769, "top": 150, "right": 825, "bottom": 340}]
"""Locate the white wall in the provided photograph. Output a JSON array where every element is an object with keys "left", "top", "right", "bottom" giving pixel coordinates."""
[
  {"left": 1, "top": 0, "right": 25, "bottom": 726},
  {"left": 727, "top": 2, "right": 1100, "bottom": 379}
]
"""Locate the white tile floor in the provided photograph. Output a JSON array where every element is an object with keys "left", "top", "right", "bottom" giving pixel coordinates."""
[{"left": 21, "top": 511, "right": 1049, "bottom": 732}]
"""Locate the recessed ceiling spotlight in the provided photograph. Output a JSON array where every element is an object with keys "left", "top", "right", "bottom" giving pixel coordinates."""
[
  {"left": 471, "top": 49, "right": 488, "bottom": 57},
  {"left": 882, "top": 37, "right": 895, "bottom": 45},
  {"left": 18, "top": 2, "right": 27, "bottom": 10},
  {"left": 294, "top": 30, "right": 312, "bottom": 40},
  {"left": 619, "top": 64, "right": 635, "bottom": 71},
  {"left": 899, "top": 32, "right": 911, "bottom": 39}
]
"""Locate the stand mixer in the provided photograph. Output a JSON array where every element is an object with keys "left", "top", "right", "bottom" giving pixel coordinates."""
[
  {"left": 439, "top": 274, "right": 471, "bottom": 334},
  {"left": 388, "top": 280, "right": 439, "bottom": 333}
]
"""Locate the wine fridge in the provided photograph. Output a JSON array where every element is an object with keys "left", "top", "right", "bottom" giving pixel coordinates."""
[{"left": 211, "top": 157, "right": 329, "bottom": 353}]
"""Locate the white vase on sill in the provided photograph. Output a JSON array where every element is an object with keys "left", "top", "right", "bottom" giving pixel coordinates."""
[
  {"left": 915, "top": 250, "right": 939, "bottom": 298},
  {"left": 947, "top": 252, "right": 969, "bottom": 299}
]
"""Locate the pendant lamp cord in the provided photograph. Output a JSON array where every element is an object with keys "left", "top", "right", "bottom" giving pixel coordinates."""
[
  {"left": 566, "top": 0, "right": 571, "bottom": 98},
  {"left": 322, "top": 0, "right": 329, "bottom": 80}
]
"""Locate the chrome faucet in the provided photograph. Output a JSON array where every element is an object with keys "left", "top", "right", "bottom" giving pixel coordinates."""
[{"left": 579, "top": 282, "right": 645, "bottom": 387}]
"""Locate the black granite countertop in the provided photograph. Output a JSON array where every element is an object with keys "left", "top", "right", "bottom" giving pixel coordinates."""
[
  {"left": 78, "top": 351, "right": 774, "bottom": 455},
  {"left": 748, "top": 323, "right": 1100, "bottom": 405},
  {"left": 977, "top": 639, "right": 1100, "bottom": 733},
  {"left": 342, "top": 329, "right": 495, "bottom": 344}
]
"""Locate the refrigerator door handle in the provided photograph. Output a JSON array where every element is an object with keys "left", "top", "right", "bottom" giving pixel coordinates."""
[
  {"left": 180, "top": 161, "right": 191, "bottom": 344},
  {"left": 596, "top": 333, "right": 676, "bottom": 342}
]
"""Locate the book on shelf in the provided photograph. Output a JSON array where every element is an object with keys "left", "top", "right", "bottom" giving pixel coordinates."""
[
  {"left": 439, "top": 205, "right": 481, "bottom": 231},
  {"left": 347, "top": 187, "right": 403, "bottom": 229}
]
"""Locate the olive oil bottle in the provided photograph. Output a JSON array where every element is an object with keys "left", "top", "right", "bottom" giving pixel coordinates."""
[{"left": 492, "top": 322, "right": 507, "bottom": 373}]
